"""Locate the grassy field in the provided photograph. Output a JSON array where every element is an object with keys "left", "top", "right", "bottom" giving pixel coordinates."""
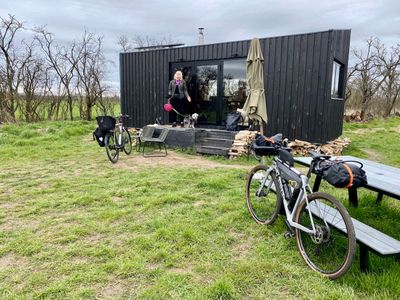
[{"left": 0, "top": 118, "right": 399, "bottom": 299}]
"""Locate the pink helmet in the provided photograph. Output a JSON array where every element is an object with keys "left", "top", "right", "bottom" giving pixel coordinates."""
[{"left": 164, "top": 103, "right": 173, "bottom": 112}]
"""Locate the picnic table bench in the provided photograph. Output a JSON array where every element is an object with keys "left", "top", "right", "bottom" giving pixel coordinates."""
[{"left": 294, "top": 155, "right": 400, "bottom": 271}]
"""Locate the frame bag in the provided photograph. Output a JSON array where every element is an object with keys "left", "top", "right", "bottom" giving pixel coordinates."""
[{"left": 315, "top": 160, "right": 368, "bottom": 189}]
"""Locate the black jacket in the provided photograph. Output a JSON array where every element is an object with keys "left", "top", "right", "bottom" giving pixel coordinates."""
[{"left": 168, "top": 79, "right": 189, "bottom": 99}]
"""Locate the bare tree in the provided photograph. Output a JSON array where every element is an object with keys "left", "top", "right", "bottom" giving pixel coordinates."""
[
  {"left": 117, "top": 34, "right": 179, "bottom": 52},
  {"left": 18, "top": 40, "right": 51, "bottom": 122},
  {"left": 73, "top": 31, "right": 107, "bottom": 121},
  {"left": 35, "top": 27, "right": 78, "bottom": 120},
  {"left": 352, "top": 37, "right": 389, "bottom": 120},
  {"left": 117, "top": 34, "right": 134, "bottom": 52},
  {"left": 377, "top": 44, "right": 400, "bottom": 117},
  {"left": 0, "top": 14, "right": 24, "bottom": 122}
]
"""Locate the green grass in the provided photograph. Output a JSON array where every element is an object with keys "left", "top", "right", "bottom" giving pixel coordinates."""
[{"left": 0, "top": 118, "right": 399, "bottom": 299}]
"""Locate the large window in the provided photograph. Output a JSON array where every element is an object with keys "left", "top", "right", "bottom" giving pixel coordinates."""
[
  {"left": 196, "top": 65, "right": 219, "bottom": 123},
  {"left": 223, "top": 59, "right": 247, "bottom": 112},
  {"left": 331, "top": 60, "right": 344, "bottom": 99}
]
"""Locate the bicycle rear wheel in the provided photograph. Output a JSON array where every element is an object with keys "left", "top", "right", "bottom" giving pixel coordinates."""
[
  {"left": 246, "top": 165, "right": 282, "bottom": 225},
  {"left": 122, "top": 128, "right": 132, "bottom": 155},
  {"left": 294, "top": 192, "right": 356, "bottom": 279},
  {"left": 105, "top": 132, "right": 119, "bottom": 163}
]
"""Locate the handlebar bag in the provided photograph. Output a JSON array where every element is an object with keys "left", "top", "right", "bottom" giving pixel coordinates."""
[{"left": 315, "top": 160, "right": 368, "bottom": 188}]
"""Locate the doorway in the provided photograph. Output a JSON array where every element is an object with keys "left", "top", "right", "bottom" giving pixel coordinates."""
[
  {"left": 171, "top": 61, "right": 223, "bottom": 125},
  {"left": 170, "top": 58, "right": 247, "bottom": 126}
]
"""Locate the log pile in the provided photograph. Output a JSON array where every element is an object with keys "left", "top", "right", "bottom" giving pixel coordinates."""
[
  {"left": 343, "top": 111, "right": 374, "bottom": 122},
  {"left": 288, "top": 137, "right": 351, "bottom": 156},
  {"left": 344, "top": 111, "right": 362, "bottom": 122},
  {"left": 228, "top": 130, "right": 351, "bottom": 159},
  {"left": 228, "top": 130, "right": 259, "bottom": 159}
]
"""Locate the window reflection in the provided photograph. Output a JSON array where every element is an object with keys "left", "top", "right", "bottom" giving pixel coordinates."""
[
  {"left": 197, "top": 65, "right": 218, "bottom": 123},
  {"left": 223, "top": 59, "right": 247, "bottom": 113},
  {"left": 331, "top": 60, "right": 344, "bottom": 99}
]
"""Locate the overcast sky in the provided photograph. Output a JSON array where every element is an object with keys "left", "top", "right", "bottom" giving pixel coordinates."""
[{"left": 1, "top": 0, "right": 399, "bottom": 93}]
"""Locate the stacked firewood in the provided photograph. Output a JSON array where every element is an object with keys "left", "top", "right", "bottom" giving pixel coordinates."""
[
  {"left": 228, "top": 130, "right": 259, "bottom": 159},
  {"left": 344, "top": 111, "right": 362, "bottom": 122},
  {"left": 228, "top": 131, "right": 351, "bottom": 159},
  {"left": 288, "top": 137, "right": 351, "bottom": 156}
]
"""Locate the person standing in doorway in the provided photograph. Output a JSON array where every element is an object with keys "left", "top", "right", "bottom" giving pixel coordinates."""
[{"left": 167, "top": 70, "right": 191, "bottom": 126}]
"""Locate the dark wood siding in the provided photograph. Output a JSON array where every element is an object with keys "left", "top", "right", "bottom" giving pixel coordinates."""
[{"left": 120, "top": 29, "right": 351, "bottom": 143}]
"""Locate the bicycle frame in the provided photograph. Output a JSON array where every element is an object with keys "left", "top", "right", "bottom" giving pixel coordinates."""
[
  {"left": 259, "top": 159, "right": 318, "bottom": 235},
  {"left": 114, "top": 115, "right": 129, "bottom": 149},
  {"left": 115, "top": 122, "right": 124, "bottom": 148}
]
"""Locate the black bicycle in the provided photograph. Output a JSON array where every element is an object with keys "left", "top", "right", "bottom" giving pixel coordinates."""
[
  {"left": 96, "top": 114, "right": 132, "bottom": 163},
  {"left": 246, "top": 134, "right": 356, "bottom": 279}
]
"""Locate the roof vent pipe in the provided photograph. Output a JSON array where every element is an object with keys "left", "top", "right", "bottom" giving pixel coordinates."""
[{"left": 198, "top": 27, "right": 204, "bottom": 45}]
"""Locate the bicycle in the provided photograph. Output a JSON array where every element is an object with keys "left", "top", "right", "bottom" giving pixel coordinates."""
[
  {"left": 245, "top": 133, "right": 356, "bottom": 279},
  {"left": 96, "top": 114, "right": 132, "bottom": 163}
]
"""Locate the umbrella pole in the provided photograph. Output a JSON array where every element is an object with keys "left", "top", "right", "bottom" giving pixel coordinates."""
[{"left": 259, "top": 120, "right": 264, "bottom": 135}]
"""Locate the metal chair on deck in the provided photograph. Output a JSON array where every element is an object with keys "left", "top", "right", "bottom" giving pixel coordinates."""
[{"left": 140, "top": 126, "right": 169, "bottom": 157}]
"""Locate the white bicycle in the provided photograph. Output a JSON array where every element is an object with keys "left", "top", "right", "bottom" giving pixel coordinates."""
[{"left": 246, "top": 134, "right": 356, "bottom": 279}]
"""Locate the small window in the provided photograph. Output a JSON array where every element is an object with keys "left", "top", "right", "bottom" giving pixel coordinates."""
[{"left": 331, "top": 60, "right": 344, "bottom": 99}]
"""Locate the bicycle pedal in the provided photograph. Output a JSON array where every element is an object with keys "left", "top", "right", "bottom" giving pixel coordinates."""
[{"left": 284, "top": 231, "right": 295, "bottom": 239}]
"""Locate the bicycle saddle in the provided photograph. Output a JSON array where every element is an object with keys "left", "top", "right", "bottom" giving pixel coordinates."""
[{"left": 310, "top": 151, "right": 331, "bottom": 160}]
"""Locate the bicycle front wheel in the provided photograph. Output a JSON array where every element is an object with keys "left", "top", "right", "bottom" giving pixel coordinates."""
[
  {"left": 122, "top": 128, "right": 132, "bottom": 155},
  {"left": 294, "top": 192, "right": 356, "bottom": 279},
  {"left": 246, "top": 165, "right": 282, "bottom": 225},
  {"left": 105, "top": 132, "right": 119, "bottom": 163}
]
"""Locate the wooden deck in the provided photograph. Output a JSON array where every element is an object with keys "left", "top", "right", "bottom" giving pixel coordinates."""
[{"left": 150, "top": 125, "right": 238, "bottom": 156}]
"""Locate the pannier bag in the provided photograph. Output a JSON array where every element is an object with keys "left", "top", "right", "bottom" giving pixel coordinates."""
[
  {"left": 96, "top": 116, "right": 116, "bottom": 132},
  {"left": 93, "top": 127, "right": 105, "bottom": 147},
  {"left": 93, "top": 116, "right": 116, "bottom": 147},
  {"left": 226, "top": 111, "right": 242, "bottom": 131},
  {"left": 314, "top": 159, "right": 368, "bottom": 188}
]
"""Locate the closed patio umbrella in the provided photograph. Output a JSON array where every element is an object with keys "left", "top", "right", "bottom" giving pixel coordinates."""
[{"left": 242, "top": 38, "right": 268, "bottom": 133}]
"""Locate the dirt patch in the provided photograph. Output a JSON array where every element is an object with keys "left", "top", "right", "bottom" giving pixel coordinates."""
[
  {"left": 83, "top": 233, "right": 103, "bottom": 243},
  {"left": 0, "top": 253, "right": 29, "bottom": 270},
  {"left": 229, "top": 230, "right": 254, "bottom": 259},
  {"left": 363, "top": 149, "right": 384, "bottom": 162},
  {"left": 193, "top": 200, "right": 205, "bottom": 208},
  {"left": 353, "top": 128, "right": 383, "bottom": 135},
  {"left": 168, "top": 264, "right": 193, "bottom": 275},
  {"left": 0, "top": 201, "right": 19, "bottom": 210},
  {"left": 100, "top": 280, "right": 127, "bottom": 298},
  {"left": 0, "top": 218, "right": 41, "bottom": 232},
  {"left": 116, "top": 151, "right": 249, "bottom": 171}
]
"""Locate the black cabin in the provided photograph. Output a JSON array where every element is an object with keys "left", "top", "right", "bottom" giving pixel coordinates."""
[{"left": 120, "top": 29, "right": 351, "bottom": 143}]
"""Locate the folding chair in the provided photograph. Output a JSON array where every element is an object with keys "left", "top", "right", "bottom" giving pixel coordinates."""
[{"left": 140, "top": 126, "right": 169, "bottom": 157}]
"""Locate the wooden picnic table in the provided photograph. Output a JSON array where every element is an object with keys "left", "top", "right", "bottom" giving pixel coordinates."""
[
  {"left": 295, "top": 155, "right": 400, "bottom": 270},
  {"left": 294, "top": 155, "right": 400, "bottom": 207}
]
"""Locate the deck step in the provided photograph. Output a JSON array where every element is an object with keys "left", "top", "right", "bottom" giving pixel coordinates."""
[
  {"left": 204, "top": 130, "right": 237, "bottom": 140},
  {"left": 196, "top": 145, "right": 230, "bottom": 156},
  {"left": 198, "top": 137, "right": 234, "bottom": 148},
  {"left": 194, "top": 129, "right": 237, "bottom": 156}
]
